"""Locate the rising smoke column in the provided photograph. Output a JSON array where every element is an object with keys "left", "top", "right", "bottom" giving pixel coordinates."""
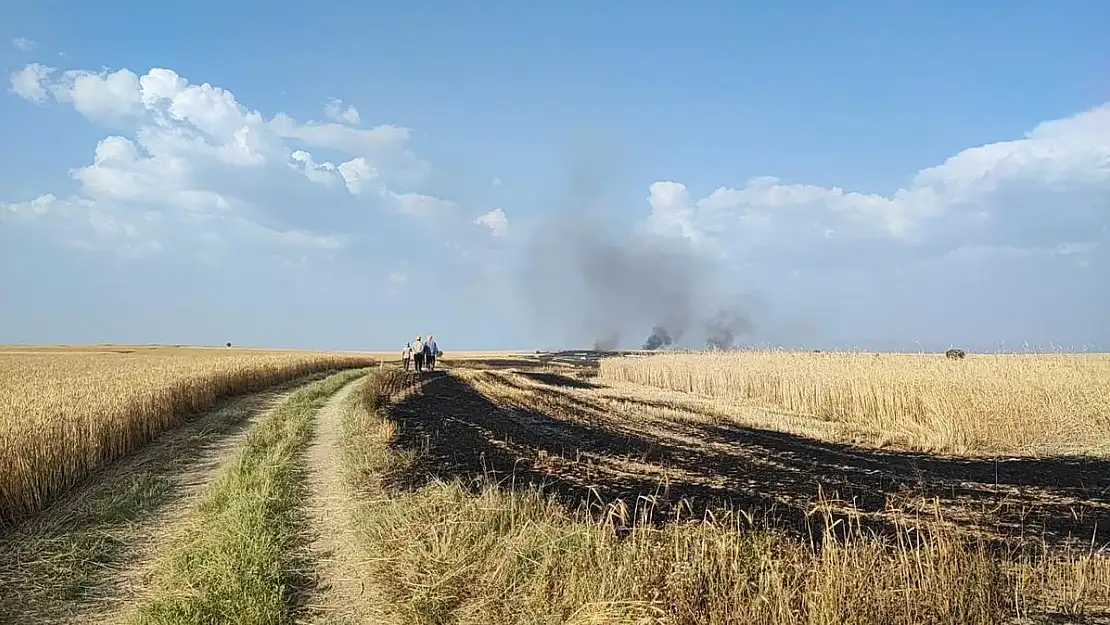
[
  {"left": 519, "top": 210, "right": 707, "bottom": 349},
  {"left": 518, "top": 208, "right": 762, "bottom": 351},
  {"left": 704, "top": 305, "right": 754, "bottom": 349},
  {"left": 642, "top": 325, "right": 672, "bottom": 350},
  {"left": 515, "top": 146, "right": 757, "bottom": 350}
]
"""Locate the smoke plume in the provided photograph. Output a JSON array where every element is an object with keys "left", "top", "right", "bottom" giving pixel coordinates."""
[
  {"left": 518, "top": 194, "right": 755, "bottom": 350},
  {"left": 704, "top": 306, "right": 754, "bottom": 349},
  {"left": 643, "top": 325, "right": 673, "bottom": 350},
  {"left": 593, "top": 329, "right": 620, "bottom": 351}
]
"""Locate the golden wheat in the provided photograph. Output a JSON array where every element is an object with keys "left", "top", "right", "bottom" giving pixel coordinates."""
[
  {"left": 0, "top": 346, "right": 373, "bottom": 526},
  {"left": 350, "top": 371, "right": 1110, "bottom": 623},
  {"left": 599, "top": 351, "right": 1110, "bottom": 455}
]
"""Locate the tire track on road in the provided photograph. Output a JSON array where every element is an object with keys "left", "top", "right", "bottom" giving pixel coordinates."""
[
  {"left": 0, "top": 380, "right": 308, "bottom": 624},
  {"left": 302, "top": 378, "right": 386, "bottom": 624}
]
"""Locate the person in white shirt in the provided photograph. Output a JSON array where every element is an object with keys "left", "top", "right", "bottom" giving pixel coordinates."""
[
  {"left": 411, "top": 335, "right": 425, "bottom": 372},
  {"left": 401, "top": 343, "right": 413, "bottom": 372},
  {"left": 425, "top": 335, "right": 438, "bottom": 371}
]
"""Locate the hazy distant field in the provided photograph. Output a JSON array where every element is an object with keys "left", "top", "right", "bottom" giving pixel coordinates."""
[{"left": 600, "top": 350, "right": 1110, "bottom": 456}]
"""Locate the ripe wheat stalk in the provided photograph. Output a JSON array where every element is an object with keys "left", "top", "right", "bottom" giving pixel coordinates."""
[{"left": 0, "top": 348, "right": 372, "bottom": 526}]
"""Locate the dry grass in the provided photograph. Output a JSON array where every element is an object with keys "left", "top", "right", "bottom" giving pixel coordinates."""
[
  {"left": 345, "top": 370, "right": 1110, "bottom": 624},
  {"left": 600, "top": 351, "right": 1110, "bottom": 455},
  {"left": 357, "top": 483, "right": 1110, "bottom": 625},
  {"left": 0, "top": 346, "right": 373, "bottom": 527}
]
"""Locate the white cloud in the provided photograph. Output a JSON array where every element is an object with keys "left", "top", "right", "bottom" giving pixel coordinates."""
[
  {"left": 644, "top": 181, "right": 716, "bottom": 250},
  {"left": 390, "top": 192, "right": 457, "bottom": 217},
  {"left": 645, "top": 102, "right": 1110, "bottom": 265},
  {"left": 270, "top": 114, "right": 431, "bottom": 185},
  {"left": 60, "top": 68, "right": 145, "bottom": 122},
  {"left": 337, "top": 157, "right": 379, "bottom": 195},
  {"left": 388, "top": 270, "right": 408, "bottom": 284},
  {"left": 289, "top": 149, "right": 341, "bottom": 186},
  {"left": 234, "top": 219, "right": 346, "bottom": 250},
  {"left": 2, "top": 193, "right": 164, "bottom": 259},
  {"left": 11, "top": 37, "right": 36, "bottom": 52},
  {"left": 492, "top": 176, "right": 503, "bottom": 187},
  {"left": 4, "top": 62, "right": 457, "bottom": 259},
  {"left": 9, "top": 63, "right": 53, "bottom": 103},
  {"left": 474, "top": 208, "right": 508, "bottom": 237},
  {"left": 324, "top": 97, "right": 360, "bottom": 125}
]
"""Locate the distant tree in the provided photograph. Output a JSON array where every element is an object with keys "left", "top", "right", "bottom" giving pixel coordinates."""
[{"left": 226, "top": 342, "right": 232, "bottom": 348}]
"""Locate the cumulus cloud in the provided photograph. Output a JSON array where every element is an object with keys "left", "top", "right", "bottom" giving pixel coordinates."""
[
  {"left": 474, "top": 208, "right": 508, "bottom": 237},
  {"left": 337, "top": 157, "right": 379, "bottom": 195},
  {"left": 645, "top": 103, "right": 1110, "bottom": 268},
  {"left": 3, "top": 62, "right": 459, "bottom": 260},
  {"left": 11, "top": 37, "right": 36, "bottom": 51},
  {"left": 9, "top": 63, "right": 53, "bottom": 103},
  {"left": 324, "top": 97, "right": 360, "bottom": 125},
  {"left": 289, "top": 149, "right": 341, "bottom": 186}
]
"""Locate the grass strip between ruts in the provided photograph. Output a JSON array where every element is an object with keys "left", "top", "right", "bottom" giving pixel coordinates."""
[{"left": 129, "top": 367, "right": 369, "bottom": 625}]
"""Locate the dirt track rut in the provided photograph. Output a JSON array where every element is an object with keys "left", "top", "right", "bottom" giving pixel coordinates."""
[
  {"left": 303, "top": 378, "right": 385, "bottom": 624},
  {"left": 0, "top": 386, "right": 294, "bottom": 624}
]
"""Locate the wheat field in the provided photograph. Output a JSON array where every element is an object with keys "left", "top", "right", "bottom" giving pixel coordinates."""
[
  {"left": 599, "top": 351, "right": 1110, "bottom": 456},
  {"left": 0, "top": 345, "right": 373, "bottom": 526},
  {"left": 354, "top": 366, "right": 1110, "bottom": 623},
  {"left": 2, "top": 345, "right": 1108, "bottom": 623}
]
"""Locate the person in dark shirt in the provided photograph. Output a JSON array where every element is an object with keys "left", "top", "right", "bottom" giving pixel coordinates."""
[{"left": 424, "top": 334, "right": 438, "bottom": 371}]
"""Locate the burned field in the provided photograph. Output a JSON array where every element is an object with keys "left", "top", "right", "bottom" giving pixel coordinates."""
[{"left": 384, "top": 356, "right": 1110, "bottom": 555}]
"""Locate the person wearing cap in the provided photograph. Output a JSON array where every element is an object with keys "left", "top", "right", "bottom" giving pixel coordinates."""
[{"left": 411, "top": 335, "right": 425, "bottom": 372}]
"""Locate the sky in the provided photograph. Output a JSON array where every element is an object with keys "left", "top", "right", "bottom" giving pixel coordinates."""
[{"left": 1, "top": 1, "right": 1108, "bottom": 352}]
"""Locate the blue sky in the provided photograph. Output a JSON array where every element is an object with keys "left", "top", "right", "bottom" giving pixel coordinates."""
[{"left": 2, "top": 1, "right": 1108, "bottom": 351}]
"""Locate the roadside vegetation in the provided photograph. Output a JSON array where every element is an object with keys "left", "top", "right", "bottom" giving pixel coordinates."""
[
  {"left": 0, "top": 346, "right": 373, "bottom": 526},
  {"left": 0, "top": 385, "right": 299, "bottom": 621}
]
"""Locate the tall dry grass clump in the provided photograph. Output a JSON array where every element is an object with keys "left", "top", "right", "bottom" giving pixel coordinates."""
[
  {"left": 0, "top": 347, "right": 372, "bottom": 527},
  {"left": 599, "top": 351, "right": 1110, "bottom": 454},
  {"left": 361, "top": 483, "right": 1110, "bottom": 624}
]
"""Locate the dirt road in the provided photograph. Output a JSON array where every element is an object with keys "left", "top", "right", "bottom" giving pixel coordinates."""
[
  {"left": 302, "top": 378, "right": 386, "bottom": 625},
  {"left": 386, "top": 368, "right": 1110, "bottom": 551},
  {"left": 0, "top": 384, "right": 298, "bottom": 624}
]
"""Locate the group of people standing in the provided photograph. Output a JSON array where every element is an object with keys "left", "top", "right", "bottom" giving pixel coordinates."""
[{"left": 402, "top": 334, "right": 439, "bottom": 372}]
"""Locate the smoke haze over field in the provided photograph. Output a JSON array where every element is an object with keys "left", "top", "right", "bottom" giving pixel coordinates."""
[{"left": 517, "top": 156, "right": 757, "bottom": 350}]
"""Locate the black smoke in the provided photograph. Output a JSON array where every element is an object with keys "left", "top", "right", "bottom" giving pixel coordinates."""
[
  {"left": 704, "top": 306, "right": 754, "bottom": 349},
  {"left": 516, "top": 145, "right": 756, "bottom": 351},
  {"left": 519, "top": 210, "right": 760, "bottom": 350},
  {"left": 520, "top": 211, "right": 710, "bottom": 350},
  {"left": 642, "top": 325, "right": 672, "bottom": 350}
]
